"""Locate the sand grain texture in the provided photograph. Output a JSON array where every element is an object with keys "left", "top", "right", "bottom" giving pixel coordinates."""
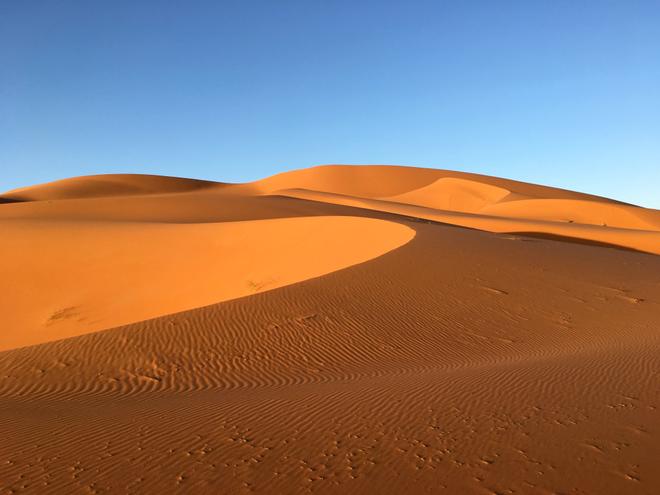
[{"left": 1, "top": 165, "right": 659, "bottom": 494}]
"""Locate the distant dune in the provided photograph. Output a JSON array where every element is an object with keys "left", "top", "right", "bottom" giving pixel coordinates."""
[
  {"left": 1, "top": 165, "right": 659, "bottom": 494},
  {"left": 1, "top": 173, "right": 221, "bottom": 201}
]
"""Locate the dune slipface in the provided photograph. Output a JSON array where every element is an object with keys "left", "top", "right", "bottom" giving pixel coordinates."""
[{"left": 1, "top": 165, "right": 659, "bottom": 494}]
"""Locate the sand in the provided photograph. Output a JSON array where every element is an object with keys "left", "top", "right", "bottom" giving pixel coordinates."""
[
  {"left": 1, "top": 164, "right": 659, "bottom": 494},
  {"left": 0, "top": 217, "right": 412, "bottom": 350}
]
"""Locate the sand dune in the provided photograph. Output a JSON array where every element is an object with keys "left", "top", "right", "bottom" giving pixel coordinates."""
[
  {"left": 1, "top": 165, "right": 659, "bottom": 494},
  {"left": 248, "top": 165, "right": 660, "bottom": 254},
  {"left": 0, "top": 217, "right": 412, "bottom": 350},
  {"left": 382, "top": 176, "right": 514, "bottom": 212},
  {"left": 1, "top": 173, "right": 221, "bottom": 202},
  {"left": 246, "top": 164, "right": 622, "bottom": 202},
  {"left": 277, "top": 188, "right": 660, "bottom": 255},
  {"left": 481, "top": 197, "right": 660, "bottom": 230}
]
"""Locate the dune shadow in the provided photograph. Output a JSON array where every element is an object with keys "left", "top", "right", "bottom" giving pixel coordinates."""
[
  {"left": 0, "top": 197, "right": 25, "bottom": 204},
  {"left": 268, "top": 194, "right": 480, "bottom": 230},
  {"left": 508, "top": 231, "right": 651, "bottom": 255}
]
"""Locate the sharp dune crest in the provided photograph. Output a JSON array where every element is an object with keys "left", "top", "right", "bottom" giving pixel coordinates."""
[
  {"left": 0, "top": 216, "right": 413, "bottom": 350},
  {"left": 380, "top": 176, "right": 514, "bottom": 212},
  {"left": 1, "top": 164, "right": 659, "bottom": 494}
]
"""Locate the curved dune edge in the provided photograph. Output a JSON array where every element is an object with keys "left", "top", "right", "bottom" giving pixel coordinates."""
[
  {"left": 244, "top": 164, "right": 625, "bottom": 203},
  {"left": 274, "top": 188, "right": 660, "bottom": 255},
  {"left": 381, "top": 176, "right": 513, "bottom": 213},
  {"left": 233, "top": 164, "right": 660, "bottom": 254},
  {"left": 1, "top": 166, "right": 658, "bottom": 255},
  {"left": 0, "top": 216, "right": 414, "bottom": 351}
]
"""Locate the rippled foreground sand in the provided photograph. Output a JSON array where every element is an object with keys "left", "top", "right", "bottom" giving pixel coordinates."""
[{"left": 1, "top": 165, "right": 659, "bottom": 494}]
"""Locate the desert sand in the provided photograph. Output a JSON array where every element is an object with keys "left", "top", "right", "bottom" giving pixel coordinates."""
[{"left": 1, "top": 164, "right": 659, "bottom": 494}]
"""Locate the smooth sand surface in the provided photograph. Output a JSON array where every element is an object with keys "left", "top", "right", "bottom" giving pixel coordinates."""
[
  {"left": 1, "top": 165, "right": 659, "bottom": 494},
  {"left": 0, "top": 217, "right": 413, "bottom": 350}
]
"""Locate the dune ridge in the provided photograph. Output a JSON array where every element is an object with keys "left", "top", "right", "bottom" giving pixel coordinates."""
[
  {"left": 246, "top": 165, "right": 660, "bottom": 254},
  {"left": 1, "top": 173, "right": 222, "bottom": 202},
  {"left": 0, "top": 216, "right": 413, "bottom": 350},
  {"left": 4, "top": 165, "right": 658, "bottom": 255},
  {"left": 1, "top": 164, "right": 659, "bottom": 494}
]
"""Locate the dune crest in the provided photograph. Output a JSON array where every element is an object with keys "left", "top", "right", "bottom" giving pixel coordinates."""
[
  {"left": 1, "top": 173, "right": 222, "bottom": 202},
  {"left": 0, "top": 216, "right": 413, "bottom": 350},
  {"left": 244, "top": 165, "right": 660, "bottom": 254},
  {"left": 381, "top": 176, "right": 513, "bottom": 212}
]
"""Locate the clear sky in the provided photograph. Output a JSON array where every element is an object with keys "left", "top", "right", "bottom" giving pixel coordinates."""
[{"left": 2, "top": 1, "right": 659, "bottom": 207}]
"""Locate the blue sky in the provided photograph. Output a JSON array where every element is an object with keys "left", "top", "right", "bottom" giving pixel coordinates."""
[{"left": 2, "top": 0, "right": 659, "bottom": 206}]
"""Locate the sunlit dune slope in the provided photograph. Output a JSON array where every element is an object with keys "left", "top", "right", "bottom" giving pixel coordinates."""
[
  {"left": 1, "top": 173, "right": 222, "bottom": 202},
  {"left": 0, "top": 216, "right": 413, "bottom": 350},
  {"left": 247, "top": 164, "right": 625, "bottom": 203},
  {"left": 244, "top": 164, "right": 660, "bottom": 254},
  {"left": 382, "top": 176, "right": 514, "bottom": 212}
]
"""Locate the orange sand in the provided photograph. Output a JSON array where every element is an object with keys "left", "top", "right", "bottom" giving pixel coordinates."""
[
  {"left": 1, "top": 165, "right": 659, "bottom": 494},
  {"left": 0, "top": 217, "right": 413, "bottom": 350}
]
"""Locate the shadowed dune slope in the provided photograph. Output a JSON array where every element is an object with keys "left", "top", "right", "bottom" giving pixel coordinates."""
[{"left": 1, "top": 165, "right": 659, "bottom": 494}]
